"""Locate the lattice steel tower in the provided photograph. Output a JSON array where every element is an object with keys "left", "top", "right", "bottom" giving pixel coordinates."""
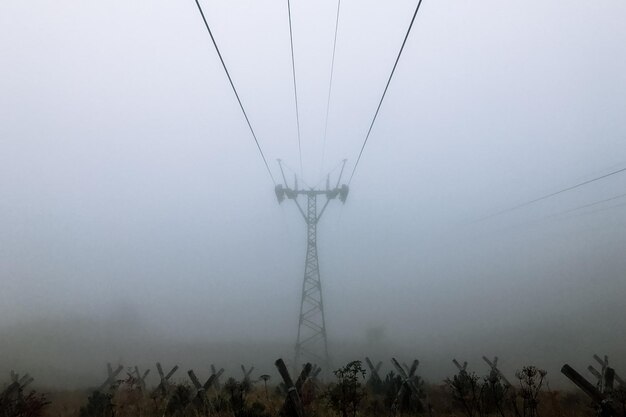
[{"left": 274, "top": 160, "right": 349, "bottom": 371}]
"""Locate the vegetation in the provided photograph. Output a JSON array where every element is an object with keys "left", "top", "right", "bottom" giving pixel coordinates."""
[
  {"left": 3, "top": 360, "right": 618, "bottom": 417},
  {"left": 322, "top": 361, "right": 367, "bottom": 417},
  {"left": 0, "top": 389, "right": 49, "bottom": 417}
]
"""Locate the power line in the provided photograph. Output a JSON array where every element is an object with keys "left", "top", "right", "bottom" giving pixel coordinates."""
[
  {"left": 281, "top": 160, "right": 313, "bottom": 189},
  {"left": 546, "top": 192, "right": 626, "bottom": 219},
  {"left": 313, "top": 159, "right": 345, "bottom": 189},
  {"left": 474, "top": 167, "right": 626, "bottom": 223},
  {"left": 286, "top": 0, "right": 304, "bottom": 178},
  {"left": 192, "top": 0, "right": 276, "bottom": 184},
  {"left": 575, "top": 200, "right": 626, "bottom": 218},
  {"left": 319, "top": 0, "right": 342, "bottom": 179},
  {"left": 348, "top": 0, "right": 426, "bottom": 184}
]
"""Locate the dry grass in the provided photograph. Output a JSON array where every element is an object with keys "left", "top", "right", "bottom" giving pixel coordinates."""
[{"left": 33, "top": 384, "right": 598, "bottom": 417}]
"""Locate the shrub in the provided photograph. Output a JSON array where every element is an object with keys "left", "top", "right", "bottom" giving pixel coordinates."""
[
  {"left": 79, "top": 391, "right": 114, "bottom": 417},
  {"left": 164, "top": 384, "right": 193, "bottom": 416},
  {"left": 324, "top": 361, "right": 367, "bottom": 417},
  {"left": 446, "top": 371, "right": 485, "bottom": 417},
  {"left": 514, "top": 366, "right": 546, "bottom": 417}
]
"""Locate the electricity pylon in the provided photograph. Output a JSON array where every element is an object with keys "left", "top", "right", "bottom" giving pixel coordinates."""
[{"left": 275, "top": 159, "right": 349, "bottom": 372}]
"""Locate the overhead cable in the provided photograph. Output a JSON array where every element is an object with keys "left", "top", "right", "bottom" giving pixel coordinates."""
[
  {"left": 286, "top": 0, "right": 304, "bottom": 178},
  {"left": 319, "top": 0, "right": 342, "bottom": 179},
  {"left": 348, "top": 0, "right": 426, "bottom": 184},
  {"left": 576, "top": 200, "right": 626, "bottom": 218},
  {"left": 313, "top": 159, "right": 345, "bottom": 189},
  {"left": 474, "top": 167, "right": 626, "bottom": 223},
  {"left": 281, "top": 159, "right": 313, "bottom": 189},
  {"left": 547, "top": 192, "right": 626, "bottom": 219},
  {"left": 192, "top": 0, "right": 276, "bottom": 184}
]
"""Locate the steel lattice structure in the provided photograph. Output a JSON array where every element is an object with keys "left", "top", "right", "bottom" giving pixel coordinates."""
[{"left": 275, "top": 160, "right": 348, "bottom": 371}]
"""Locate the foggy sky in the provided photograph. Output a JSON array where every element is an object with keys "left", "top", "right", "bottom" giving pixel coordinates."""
[{"left": 1, "top": 0, "right": 625, "bottom": 387}]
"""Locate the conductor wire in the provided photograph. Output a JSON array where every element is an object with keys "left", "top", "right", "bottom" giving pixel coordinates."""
[
  {"left": 320, "top": 0, "right": 342, "bottom": 179},
  {"left": 349, "top": 0, "right": 426, "bottom": 184},
  {"left": 286, "top": 0, "right": 304, "bottom": 178},
  {"left": 193, "top": 0, "right": 276, "bottom": 184}
]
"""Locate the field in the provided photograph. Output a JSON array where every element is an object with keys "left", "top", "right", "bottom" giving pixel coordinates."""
[{"left": 2, "top": 359, "right": 623, "bottom": 417}]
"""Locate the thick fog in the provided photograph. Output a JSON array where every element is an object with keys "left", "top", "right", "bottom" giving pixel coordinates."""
[{"left": 1, "top": 0, "right": 625, "bottom": 388}]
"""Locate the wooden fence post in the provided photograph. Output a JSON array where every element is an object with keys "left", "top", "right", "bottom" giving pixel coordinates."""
[{"left": 275, "top": 358, "right": 311, "bottom": 417}]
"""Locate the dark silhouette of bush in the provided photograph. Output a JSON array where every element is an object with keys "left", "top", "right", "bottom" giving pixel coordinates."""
[
  {"left": 514, "top": 366, "right": 546, "bottom": 417},
  {"left": 164, "top": 384, "right": 192, "bottom": 416},
  {"left": 223, "top": 377, "right": 270, "bottom": 417},
  {"left": 79, "top": 391, "right": 114, "bottom": 417},
  {"left": 323, "top": 361, "right": 367, "bottom": 417},
  {"left": 446, "top": 370, "right": 486, "bottom": 417},
  {"left": 0, "top": 388, "right": 49, "bottom": 417}
]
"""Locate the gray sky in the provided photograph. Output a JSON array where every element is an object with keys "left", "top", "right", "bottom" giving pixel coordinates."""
[{"left": 1, "top": 0, "right": 625, "bottom": 385}]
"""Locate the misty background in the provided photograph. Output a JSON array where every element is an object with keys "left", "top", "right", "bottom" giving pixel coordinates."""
[{"left": 1, "top": 0, "right": 625, "bottom": 388}]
